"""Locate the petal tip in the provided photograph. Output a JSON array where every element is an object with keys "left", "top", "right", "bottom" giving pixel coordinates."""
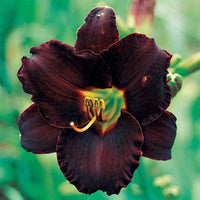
[
  {"left": 85, "top": 6, "right": 116, "bottom": 22},
  {"left": 75, "top": 6, "right": 119, "bottom": 53}
]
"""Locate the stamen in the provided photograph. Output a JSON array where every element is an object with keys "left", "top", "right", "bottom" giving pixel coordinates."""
[
  {"left": 80, "top": 87, "right": 126, "bottom": 135},
  {"left": 89, "top": 105, "right": 95, "bottom": 117},
  {"left": 70, "top": 116, "right": 96, "bottom": 133},
  {"left": 72, "top": 96, "right": 106, "bottom": 133},
  {"left": 97, "top": 107, "right": 107, "bottom": 122},
  {"left": 94, "top": 98, "right": 99, "bottom": 107},
  {"left": 100, "top": 99, "right": 105, "bottom": 109},
  {"left": 86, "top": 105, "right": 93, "bottom": 119}
]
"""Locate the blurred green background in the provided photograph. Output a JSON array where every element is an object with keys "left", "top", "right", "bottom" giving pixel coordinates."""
[{"left": 0, "top": 0, "right": 200, "bottom": 199}]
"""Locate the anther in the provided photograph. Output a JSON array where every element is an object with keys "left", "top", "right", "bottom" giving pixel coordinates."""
[
  {"left": 100, "top": 99, "right": 105, "bottom": 109},
  {"left": 94, "top": 98, "right": 99, "bottom": 107},
  {"left": 84, "top": 97, "right": 94, "bottom": 107}
]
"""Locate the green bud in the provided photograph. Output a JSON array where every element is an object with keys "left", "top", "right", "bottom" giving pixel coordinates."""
[
  {"left": 170, "top": 54, "right": 182, "bottom": 69},
  {"left": 174, "top": 52, "right": 200, "bottom": 77},
  {"left": 167, "top": 73, "right": 182, "bottom": 98},
  {"left": 166, "top": 73, "right": 173, "bottom": 82}
]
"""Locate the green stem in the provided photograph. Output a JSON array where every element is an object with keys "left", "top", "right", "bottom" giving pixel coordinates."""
[
  {"left": 0, "top": 57, "right": 12, "bottom": 93},
  {"left": 139, "top": 159, "right": 159, "bottom": 200},
  {"left": 39, "top": 155, "right": 57, "bottom": 200}
]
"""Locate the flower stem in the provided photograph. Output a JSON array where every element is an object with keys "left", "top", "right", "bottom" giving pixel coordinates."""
[{"left": 139, "top": 159, "right": 159, "bottom": 200}]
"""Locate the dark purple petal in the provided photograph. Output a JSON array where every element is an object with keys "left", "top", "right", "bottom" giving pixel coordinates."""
[
  {"left": 101, "top": 33, "right": 172, "bottom": 125},
  {"left": 17, "top": 40, "right": 111, "bottom": 127},
  {"left": 74, "top": 7, "right": 119, "bottom": 53},
  {"left": 18, "top": 104, "right": 61, "bottom": 154},
  {"left": 142, "top": 110, "right": 177, "bottom": 160},
  {"left": 56, "top": 110, "right": 143, "bottom": 195}
]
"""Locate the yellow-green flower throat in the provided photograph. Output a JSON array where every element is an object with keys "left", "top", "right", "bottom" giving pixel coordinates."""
[{"left": 70, "top": 87, "right": 126, "bottom": 136}]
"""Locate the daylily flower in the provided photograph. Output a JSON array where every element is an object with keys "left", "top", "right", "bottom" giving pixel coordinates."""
[{"left": 17, "top": 7, "right": 177, "bottom": 195}]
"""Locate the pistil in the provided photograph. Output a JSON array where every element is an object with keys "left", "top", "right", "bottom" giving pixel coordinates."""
[{"left": 70, "top": 116, "right": 96, "bottom": 133}]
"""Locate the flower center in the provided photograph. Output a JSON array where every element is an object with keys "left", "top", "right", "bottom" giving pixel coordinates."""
[{"left": 70, "top": 87, "right": 126, "bottom": 136}]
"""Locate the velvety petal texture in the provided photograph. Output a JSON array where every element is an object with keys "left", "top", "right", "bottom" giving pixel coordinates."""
[
  {"left": 56, "top": 110, "right": 143, "bottom": 195},
  {"left": 75, "top": 7, "right": 119, "bottom": 53},
  {"left": 18, "top": 104, "right": 61, "bottom": 154},
  {"left": 17, "top": 40, "right": 112, "bottom": 128},
  {"left": 101, "top": 33, "right": 172, "bottom": 125},
  {"left": 141, "top": 110, "right": 177, "bottom": 160}
]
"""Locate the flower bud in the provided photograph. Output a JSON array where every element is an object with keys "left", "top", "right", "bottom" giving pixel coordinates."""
[
  {"left": 167, "top": 73, "right": 182, "bottom": 98},
  {"left": 169, "top": 54, "right": 182, "bottom": 68},
  {"left": 128, "top": 0, "right": 156, "bottom": 34},
  {"left": 174, "top": 52, "right": 200, "bottom": 77}
]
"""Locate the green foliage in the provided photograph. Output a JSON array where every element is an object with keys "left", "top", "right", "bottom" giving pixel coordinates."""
[{"left": 0, "top": 0, "right": 200, "bottom": 199}]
